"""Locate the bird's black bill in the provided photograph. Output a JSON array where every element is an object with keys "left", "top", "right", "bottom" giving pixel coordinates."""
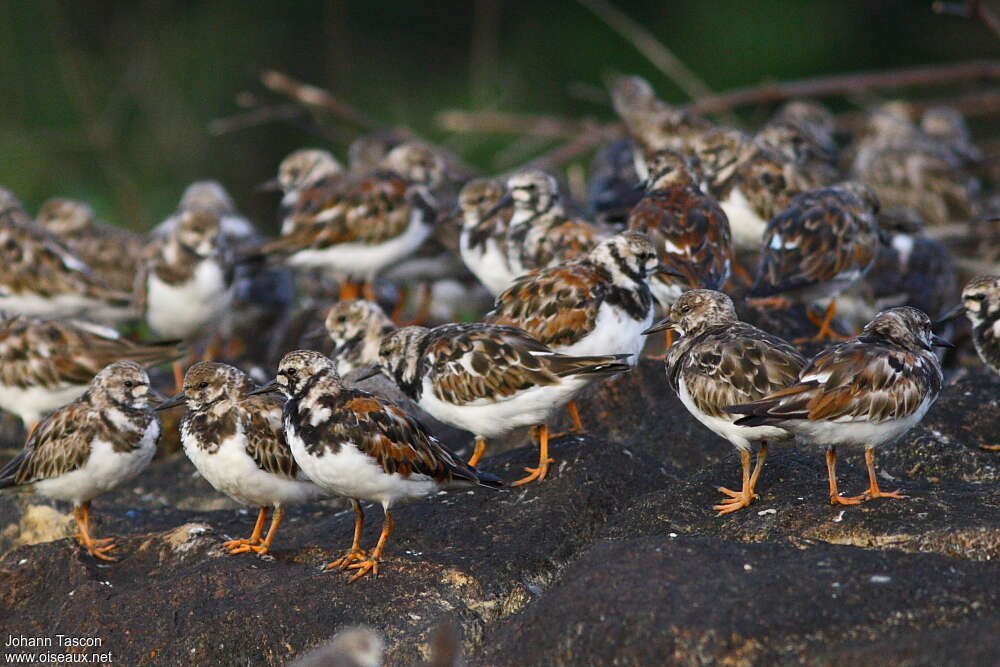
[
  {"left": 936, "top": 303, "right": 965, "bottom": 324},
  {"left": 655, "top": 263, "right": 688, "bottom": 281},
  {"left": 642, "top": 318, "right": 675, "bottom": 335},
  {"left": 931, "top": 334, "right": 955, "bottom": 349},
  {"left": 256, "top": 178, "right": 281, "bottom": 192},
  {"left": 479, "top": 193, "right": 514, "bottom": 222},
  {"left": 247, "top": 381, "right": 280, "bottom": 396},
  {"left": 352, "top": 365, "right": 381, "bottom": 382},
  {"left": 155, "top": 392, "right": 188, "bottom": 411}
]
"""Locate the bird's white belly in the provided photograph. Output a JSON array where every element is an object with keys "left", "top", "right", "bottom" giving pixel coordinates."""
[
  {"left": 557, "top": 302, "right": 652, "bottom": 364},
  {"left": 461, "top": 236, "right": 513, "bottom": 295},
  {"left": 183, "top": 432, "right": 324, "bottom": 507},
  {"left": 34, "top": 422, "right": 159, "bottom": 505},
  {"left": 678, "top": 377, "right": 790, "bottom": 451},
  {"left": 418, "top": 374, "right": 589, "bottom": 439},
  {"left": 288, "top": 215, "right": 431, "bottom": 280},
  {"left": 0, "top": 382, "right": 88, "bottom": 426},
  {"left": 147, "top": 261, "right": 227, "bottom": 339},
  {"left": 721, "top": 187, "right": 767, "bottom": 251},
  {"left": 287, "top": 429, "right": 435, "bottom": 508},
  {"left": 786, "top": 396, "right": 934, "bottom": 448}
]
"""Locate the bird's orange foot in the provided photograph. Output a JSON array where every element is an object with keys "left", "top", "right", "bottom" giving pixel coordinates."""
[
  {"left": 980, "top": 444, "right": 1000, "bottom": 451},
  {"left": 223, "top": 538, "right": 260, "bottom": 553},
  {"left": 829, "top": 494, "right": 863, "bottom": 506},
  {"left": 860, "top": 489, "right": 908, "bottom": 501},
  {"left": 511, "top": 459, "right": 555, "bottom": 487},
  {"left": 346, "top": 557, "right": 381, "bottom": 582},
  {"left": 325, "top": 549, "right": 368, "bottom": 571},
  {"left": 78, "top": 536, "right": 117, "bottom": 561},
  {"left": 713, "top": 486, "right": 759, "bottom": 515},
  {"left": 227, "top": 542, "right": 272, "bottom": 556}
]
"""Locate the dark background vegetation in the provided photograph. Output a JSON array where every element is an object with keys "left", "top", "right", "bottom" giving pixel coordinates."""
[{"left": 1, "top": 0, "right": 995, "bottom": 232}]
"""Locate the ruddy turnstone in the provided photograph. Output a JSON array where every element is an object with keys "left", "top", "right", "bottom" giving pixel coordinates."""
[
  {"left": 627, "top": 150, "right": 733, "bottom": 308},
  {"left": 254, "top": 142, "right": 443, "bottom": 300},
  {"left": 157, "top": 362, "right": 326, "bottom": 555},
  {"left": 458, "top": 178, "right": 516, "bottom": 295},
  {"left": 642, "top": 290, "right": 805, "bottom": 513},
  {"left": 727, "top": 307, "right": 950, "bottom": 505},
  {"left": 370, "top": 323, "right": 631, "bottom": 483},
  {"left": 267, "top": 148, "right": 346, "bottom": 232},
  {"left": 748, "top": 182, "right": 881, "bottom": 341},
  {"left": 323, "top": 299, "right": 395, "bottom": 375},
  {"left": 850, "top": 103, "right": 979, "bottom": 227},
  {"left": 486, "top": 170, "right": 610, "bottom": 280},
  {"left": 0, "top": 315, "right": 181, "bottom": 429},
  {"left": 484, "top": 232, "right": 658, "bottom": 431},
  {"left": 921, "top": 106, "right": 982, "bottom": 167},
  {"left": 946, "top": 275, "right": 1000, "bottom": 375},
  {"left": 254, "top": 350, "right": 501, "bottom": 581},
  {"left": 0, "top": 361, "right": 162, "bottom": 560},
  {"left": 136, "top": 208, "right": 231, "bottom": 386},
  {"left": 154, "top": 180, "right": 257, "bottom": 241},
  {"left": 841, "top": 209, "right": 958, "bottom": 327},
  {"left": 0, "top": 189, "right": 131, "bottom": 321},
  {"left": 610, "top": 74, "right": 713, "bottom": 179},
  {"left": 36, "top": 198, "right": 145, "bottom": 294}
]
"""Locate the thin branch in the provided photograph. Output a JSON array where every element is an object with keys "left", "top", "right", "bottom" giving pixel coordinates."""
[
  {"left": 685, "top": 60, "right": 1000, "bottom": 114},
  {"left": 207, "top": 103, "right": 304, "bottom": 136},
  {"left": 934, "top": 0, "right": 1000, "bottom": 41},
  {"left": 436, "top": 110, "right": 610, "bottom": 138},
  {"left": 835, "top": 89, "right": 1000, "bottom": 132},
  {"left": 260, "top": 69, "right": 385, "bottom": 131},
  {"left": 526, "top": 124, "right": 622, "bottom": 171},
  {"left": 575, "top": 0, "right": 715, "bottom": 103}
]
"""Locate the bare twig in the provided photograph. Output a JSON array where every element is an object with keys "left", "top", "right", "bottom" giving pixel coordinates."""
[
  {"left": 934, "top": 0, "right": 1000, "bottom": 41},
  {"left": 686, "top": 60, "right": 1000, "bottom": 114},
  {"left": 526, "top": 124, "right": 622, "bottom": 171},
  {"left": 260, "top": 69, "right": 385, "bottom": 131},
  {"left": 835, "top": 89, "right": 1000, "bottom": 132},
  {"left": 436, "top": 110, "right": 612, "bottom": 138},
  {"left": 575, "top": 0, "right": 715, "bottom": 103},
  {"left": 207, "top": 103, "right": 304, "bottom": 136}
]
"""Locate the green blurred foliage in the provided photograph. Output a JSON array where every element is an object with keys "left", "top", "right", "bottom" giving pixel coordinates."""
[{"left": 0, "top": 0, "right": 995, "bottom": 233}]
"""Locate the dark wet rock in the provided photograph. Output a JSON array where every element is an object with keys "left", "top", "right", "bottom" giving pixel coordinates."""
[{"left": 3, "top": 359, "right": 1000, "bottom": 664}]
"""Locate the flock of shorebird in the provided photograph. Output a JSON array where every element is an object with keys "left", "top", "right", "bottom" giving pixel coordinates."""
[{"left": 0, "top": 74, "right": 996, "bottom": 582}]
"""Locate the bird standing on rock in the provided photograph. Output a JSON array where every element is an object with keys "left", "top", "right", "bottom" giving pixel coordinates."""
[
  {"left": 644, "top": 290, "right": 805, "bottom": 513},
  {"left": 0, "top": 362, "right": 162, "bottom": 560},
  {"left": 727, "top": 307, "right": 949, "bottom": 506},
  {"left": 158, "top": 362, "right": 328, "bottom": 556},
  {"left": 370, "top": 323, "right": 631, "bottom": 484},
  {"left": 253, "top": 350, "right": 501, "bottom": 582}
]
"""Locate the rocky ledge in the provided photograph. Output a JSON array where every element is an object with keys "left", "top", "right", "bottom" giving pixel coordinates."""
[{"left": 2, "top": 361, "right": 1000, "bottom": 665}]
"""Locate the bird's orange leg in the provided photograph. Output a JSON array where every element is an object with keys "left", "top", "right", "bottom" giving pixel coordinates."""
[
  {"left": 848, "top": 448, "right": 907, "bottom": 501},
  {"left": 224, "top": 506, "right": 269, "bottom": 553},
  {"left": 797, "top": 300, "right": 850, "bottom": 343},
  {"left": 512, "top": 424, "right": 555, "bottom": 486},
  {"left": 390, "top": 285, "right": 410, "bottom": 324},
  {"left": 714, "top": 443, "right": 768, "bottom": 515},
  {"left": 407, "top": 283, "right": 433, "bottom": 327},
  {"left": 326, "top": 500, "right": 368, "bottom": 571},
  {"left": 347, "top": 509, "right": 393, "bottom": 582},
  {"left": 467, "top": 436, "right": 487, "bottom": 467},
  {"left": 731, "top": 258, "right": 755, "bottom": 287},
  {"left": 202, "top": 334, "right": 224, "bottom": 362},
  {"left": 567, "top": 401, "right": 585, "bottom": 434},
  {"left": 73, "top": 501, "right": 117, "bottom": 561},
  {"left": 826, "top": 447, "right": 861, "bottom": 506},
  {"left": 339, "top": 281, "right": 361, "bottom": 301},
  {"left": 228, "top": 506, "right": 285, "bottom": 555},
  {"left": 172, "top": 360, "right": 185, "bottom": 395},
  {"left": 980, "top": 443, "right": 1000, "bottom": 451},
  {"left": 362, "top": 281, "right": 377, "bottom": 302}
]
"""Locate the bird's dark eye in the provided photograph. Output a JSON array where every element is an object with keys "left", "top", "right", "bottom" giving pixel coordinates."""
[
  {"left": 337, "top": 315, "right": 347, "bottom": 323},
  {"left": 124, "top": 380, "right": 134, "bottom": 388},
  {"left": 969, "top": 293, "right": 986, "bottom": 302},
  {"left": 287, "top": 368, "right": 298, "bottom": 376},
  {"left": 199, "top": 381, "right": 209, "bottom": 389}
]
